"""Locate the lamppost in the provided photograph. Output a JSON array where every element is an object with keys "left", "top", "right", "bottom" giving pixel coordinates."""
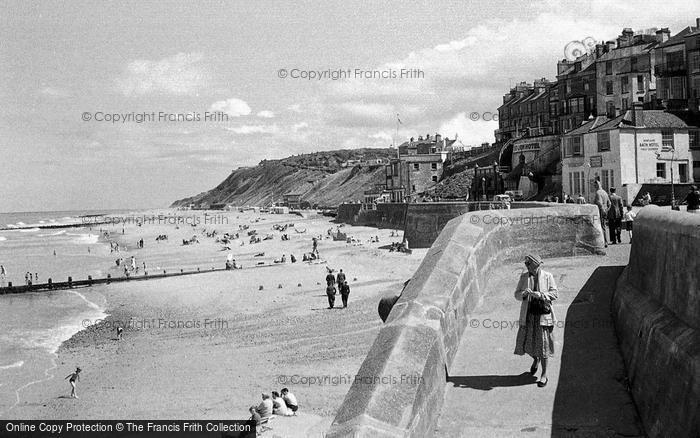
[
  {"left": 482, "top": 177, "right": 486, "bottom": 201},
  {"left": 584, "top": 161, "right": 591, "bottom": 203}
]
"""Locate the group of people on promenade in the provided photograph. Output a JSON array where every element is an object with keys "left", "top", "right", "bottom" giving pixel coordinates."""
[
  {"left": 249, "top": 389, "right": 299, "bottom": 426},
  {"left": 325, "top": 269, "right": 350, "bottom": 309}
]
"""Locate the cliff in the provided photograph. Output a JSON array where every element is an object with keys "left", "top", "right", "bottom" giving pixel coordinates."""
[{"left": 171, "top": 148, "right": 395, "bottom": 208}]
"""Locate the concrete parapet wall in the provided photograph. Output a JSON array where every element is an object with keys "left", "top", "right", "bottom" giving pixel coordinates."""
[
  {"left": 612, "top": 206, "right": 700, "bottom": 437},
  {"left": 327, "top": 205, "right": 605, "bottom": 437}
]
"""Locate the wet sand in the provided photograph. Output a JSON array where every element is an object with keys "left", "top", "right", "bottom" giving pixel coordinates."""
[{"left": 4, "top": 210, "right": 425, "bottom": 437}]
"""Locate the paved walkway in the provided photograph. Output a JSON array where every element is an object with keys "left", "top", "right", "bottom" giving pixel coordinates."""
[{"left": 433, "top": 243, "right": 646, "bottom": 437}]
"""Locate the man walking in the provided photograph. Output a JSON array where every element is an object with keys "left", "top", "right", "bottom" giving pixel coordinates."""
[
  {"left": 339, "top": 281, "right": 350, "bottom": 308},
  {"left": 336, "top": 269, "right": 346, "bottom": 285},
  {"left": 326, "top": 283, "right": 337, "bottom": 309},
  {"left": 594, "top": 181, "right": 611, "bottom": 247},
  {"left": 608, "top": 187, "right": 624, "bottom": 244}
]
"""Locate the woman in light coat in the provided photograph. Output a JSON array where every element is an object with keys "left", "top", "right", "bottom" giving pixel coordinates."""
[{"left": 514, "top": 254, "right": 558, "bottom": 387}]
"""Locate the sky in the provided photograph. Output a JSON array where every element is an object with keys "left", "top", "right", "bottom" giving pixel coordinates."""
[{"left": 0, "top": 0, "right": 697, "bottom": 212}]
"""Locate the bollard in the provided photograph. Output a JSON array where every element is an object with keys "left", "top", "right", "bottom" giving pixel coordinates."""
[
  {"left": 68, "top": 276, "right": 73, "bottom": 288},
  {"left": 106, "top": 274, "right": 111, "bottom": 284},
  {"left": 48, "top": 278, "right": 52, "bottom": 289},
  {"left": 163, "top": 270, "right": 166, "bottom": 275},
  {"left": 197, "top": 267, "right": 201, "bottom": 272},
  {"left": 88, "top": 275, "right": 93, "bottom": 285},
  {"left": 7, "top": 281, "right": 11, "bottom": 288}
]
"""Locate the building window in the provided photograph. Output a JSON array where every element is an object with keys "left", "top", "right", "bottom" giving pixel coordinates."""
[
  {"left": 690, "top": 50, "right": 700, "bottom": 74},
  {"left": 413, "top": 163, "right": 420, "bottom": 171},
  {"left": 621, "top": 76, "right": 629, "bottom": 94},
  {"left": 606, "top": 61, "right": 612, "bottom": 75},
  {"left": 412, "top": 185, "right": 416, "bottom": 192},
  {"left": 572, "top": 136, "right": 582, "bottom": 156},
  {"left": 606, "top": 101, "right": 615, "bottom": 117},
  {"left": 566, "top": 80, "right": 571, "bottom": 94},
  {"left": 431, "top": 175, "right": 438, "bottom": 182},
  {"left": 679, "top": 163, "right": 688, "bottom": 183},
  {"left": 662, "top": 130, "right": 674, "bottom": 150},
  {"left": 601, "top": 169, "right": 614, "bottom": 191},
  {"left": 622, "top": 98, "right": 629, "bottom": 111},
  {"left": 431, "top": 163, "right": 438, "bottom": 170},
  {"left": 636, "top": 75, "right": 644, "bottom": 93},
  {"left": 606, "top": 81, "right": 613, "bottom": 95},
  {"left": 670, "top": 76, "right": 685, "bottom": 99},
  {"left": 584, "top": 80, "right": 590, "bottom": 91},
  {"left": 694, "top": 161, "right": 700, "bottom": 182},
  {"left": 690, "top": 130, "right": 700, "bottom": 149},
  {"left": 598, "top": 132, "right": 610, "bottom": 151},
  {"left": 656, "top": 162, "right": 666, "bottom": 179},
  {"left": 631, "top": 56, "right": 638, "bottom": 72}
]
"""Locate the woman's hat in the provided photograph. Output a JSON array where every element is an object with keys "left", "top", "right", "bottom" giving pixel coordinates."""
[
  {"left": 76, "top": 367, "right": 82, "bottom": 372},
  {"left": 525, "top": 254, "right": 543, "bottom": 266}
]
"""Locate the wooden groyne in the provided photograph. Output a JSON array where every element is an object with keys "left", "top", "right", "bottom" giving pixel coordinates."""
[{"left": 0, "top": 263, "right": 282, "bottom": 295}]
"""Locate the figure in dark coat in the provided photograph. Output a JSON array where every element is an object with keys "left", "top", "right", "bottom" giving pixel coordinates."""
[{"left": 607, "top": 187, "right": 624, "bottom": 244}]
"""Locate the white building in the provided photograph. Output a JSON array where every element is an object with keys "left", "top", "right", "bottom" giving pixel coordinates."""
[{"left": 561, "top": 103, "right": 695, "bottom": 205}]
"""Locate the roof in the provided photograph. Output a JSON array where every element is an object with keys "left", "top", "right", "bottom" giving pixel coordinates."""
[
  {"left": 563, "top": 110, "right": 688, "bottom": 136},
  {"left": 656, "top": 26, "right": 697, "bottom": 48}
]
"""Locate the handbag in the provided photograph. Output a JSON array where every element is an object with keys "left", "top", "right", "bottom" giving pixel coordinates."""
[
  {"left": 529, "top": 296, "right": 551, "bottom": 315},
  {"left": 528, "top": 274, "right": 551, "bottom": 315}
]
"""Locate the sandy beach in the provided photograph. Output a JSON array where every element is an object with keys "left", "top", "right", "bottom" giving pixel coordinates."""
[{"left": 1, "top": 210, "right": 426, "bottom": 436}]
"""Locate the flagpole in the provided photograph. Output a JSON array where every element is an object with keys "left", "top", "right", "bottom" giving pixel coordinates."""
[{"left": 395, "top": 114, "right": 400, "bottom": 159}]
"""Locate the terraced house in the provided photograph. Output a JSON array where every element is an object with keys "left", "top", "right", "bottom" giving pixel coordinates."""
[{"left": 561, "top": 103, "right": 696, "bottom": 205}]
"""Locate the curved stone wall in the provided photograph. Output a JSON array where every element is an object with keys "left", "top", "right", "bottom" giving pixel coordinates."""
[
  {"left": 326, "top": 205, "right": 606, "bottom": 437},
  {"left": 612, "top": 206, "right": 700, "bottom": 438}
]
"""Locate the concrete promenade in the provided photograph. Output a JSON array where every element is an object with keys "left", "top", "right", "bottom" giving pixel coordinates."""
[{"left": 433, "top": 243, "right": 645, "bottom": 437}]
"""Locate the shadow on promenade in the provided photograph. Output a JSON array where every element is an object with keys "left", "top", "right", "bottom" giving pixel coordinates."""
[
  {"left": 447, "top": 372, "right": 537, "bottom": 391},
  {"left": 551, "top": 266, "right": 645, "bottom": 437}
]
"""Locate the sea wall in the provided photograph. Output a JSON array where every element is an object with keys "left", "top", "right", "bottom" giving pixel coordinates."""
[
  {"left": 326, "top": 205, "right": 605, "bottom": 437},
  {"left": 337, "top": 201, "right": 554, "bottom": 248},
  {"left": 612, "top": 206, "right": 700, "bottom": 437}
]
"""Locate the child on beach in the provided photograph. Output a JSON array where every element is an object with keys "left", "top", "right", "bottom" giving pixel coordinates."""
[
  {"left": 117, "top": 327, "right": 123, "bottom": 340},
  {"left": 623, "top": 206, "right": 636, "bottom": 242},
  {"left": 65, "top": 367, "right": 81, "bottom": 398}
]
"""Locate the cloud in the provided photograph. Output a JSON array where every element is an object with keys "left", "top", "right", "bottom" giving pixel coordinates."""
[
  {"left": 40, "top": 87, "right": 70, "bottom": 98},
  {"left": 224, "top": 124, "right": 279, "bottom": 135},
  {"left": 117, "top": 52, "right": 209, "bottom": 96},
  {"left": 257, "top": 110, "right": 275, "bottom": 118},
  {"left": 210, "top": 98, "right": 252, "bottom": 117},
  {"left": 291, "top": 122, "right": 308, "bottom": 132},
  {"left": 438, "top": 112, "right": 497, "bottom": 146},
  {"left": 287, "top": 104, "right": 302, "bottom": 113}
]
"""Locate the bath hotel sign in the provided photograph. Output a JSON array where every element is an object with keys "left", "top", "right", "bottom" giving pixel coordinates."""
[
  {"left": 638, "top": 135, "right": 660, "bottom": 151},
  {"left": 513, "top": 142, "right": 540, "bottom": 153}
]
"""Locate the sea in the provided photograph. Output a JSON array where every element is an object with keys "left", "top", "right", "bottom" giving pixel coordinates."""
[{"left": 0, "top": 209, "right": 134, "bottom": 414}]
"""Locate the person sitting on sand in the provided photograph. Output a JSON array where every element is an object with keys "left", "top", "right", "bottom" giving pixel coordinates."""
[
  {"left": 272, "top": 391, "right": 291, "bottom": 416},
  {"left": 249, "top": 405, "right": 262, "bottom": 426},
  {"left": 116, "top": 327, "right": 123, "bottom": 340},
  {"left": 254, "top": 393, "right": 273, "bottom": 420},
  {"left": 65, "top": 367, "right": 81, "bottom": 398},
  {"left": 290, "top": 254, "right": 296, "bottom": 263},
  {"left": 281, "top": 388, "right": 298, "bottom": 415}
]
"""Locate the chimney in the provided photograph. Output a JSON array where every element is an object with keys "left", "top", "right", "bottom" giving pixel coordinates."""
[
  {"left": 595, "top": 43, "right": 605, "bottom": 57},
  {"left": 606, "top": 40, "right": 616, "bottom": 52},
  {"left": 631, "top": 102, "right": 644, "bottom": 127},
  {"left": 656, "top": 28, "right": 670, "bottom": 43},
  {"left": 435, "top": 133, "right": 442, "bottom": 143},
  {"left": 697, "top": 17, "right": 700, "bottom": 29}
]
